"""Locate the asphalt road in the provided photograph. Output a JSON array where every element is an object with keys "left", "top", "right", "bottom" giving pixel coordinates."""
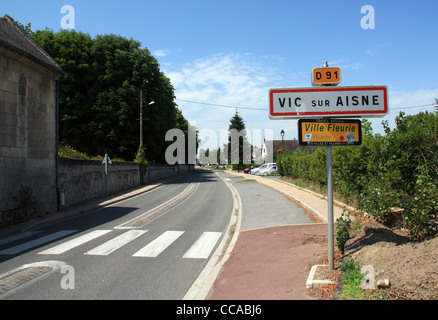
[{"left": 0, "top": 170, "right": 233, "bottom": 300}]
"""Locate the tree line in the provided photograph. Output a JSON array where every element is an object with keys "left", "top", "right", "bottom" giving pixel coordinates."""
[{"left": 30, "top": 27, "right": 190, "bottom": 163}]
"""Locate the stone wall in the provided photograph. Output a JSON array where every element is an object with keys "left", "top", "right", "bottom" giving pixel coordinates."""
[
  {"left": 0, "top": 47, "right": 60, "bottom": 225},
  {"left": 58, "top": 158, "right": 194, "bottom": 209},
  {"left": 58, "top": 158, "right": 139, "bottom": 208}
]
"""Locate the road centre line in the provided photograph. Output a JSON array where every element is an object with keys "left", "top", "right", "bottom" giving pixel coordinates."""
[{"left": 115, "top": 182, "right": 198, "bottom": 229}]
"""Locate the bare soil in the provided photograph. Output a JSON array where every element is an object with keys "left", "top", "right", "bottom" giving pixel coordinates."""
[
  {"left": 307, "top": 218, "right": 438, "bottom": 300},
  {"left": 279, "top": 176, "right": 438, "bottom": 300},
  {"left": 344, "top": 220, "right": 438, "bottom": 300}
]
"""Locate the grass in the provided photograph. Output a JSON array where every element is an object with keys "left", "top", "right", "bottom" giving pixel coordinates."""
[
  {"left": 340, "top": 258, "right": 366, "bottom": 300},
  {"left": 234, "top": 179, "right": 256, "bottom": 183},
  {"left": 339, "top": 258, "right": 390, "bottom": 300}
]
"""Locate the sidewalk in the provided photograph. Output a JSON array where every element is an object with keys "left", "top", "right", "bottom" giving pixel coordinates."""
[
  {"left": 234, "top": 171, "right": 346, "bottom": 223},
  {"left": 205, "top": 170, "right": 350, "bottom": 300}
]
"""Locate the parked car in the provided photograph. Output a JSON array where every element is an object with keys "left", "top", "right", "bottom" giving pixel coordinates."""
[
  {"left": 244, "top": 165, "right": 259, "bottom": 174},
  {"left": 251, "top": 163, "right": 275, "bottom": 175},
  {"left": 258, "top": 165, "right": 277, "bottom": 176},
  {"left": 249, "top": 164, "right": 265, "bottom": 175}
]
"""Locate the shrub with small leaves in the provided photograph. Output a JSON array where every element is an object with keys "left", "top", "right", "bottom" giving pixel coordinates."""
[{"left": 336, "top": 211, "right": 352, "bottom": 254}]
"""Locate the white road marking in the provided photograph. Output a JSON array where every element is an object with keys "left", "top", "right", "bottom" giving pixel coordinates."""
[
  {"left": 132, "top": 231, "right": 185, "bottom": 258},
  {"left": 0, "top": 231, "right": 42, "bottom": 246},
  {"left": 183, "top": 232, "right": 222, "bottom": 259},
  {"left": 38, "top": 230, "right": 112, "bottom": 255},
  {"left": 0, "top": 230, "right": 76, "bottom": 255},
  {"left": 84, "top": 230, "right": 147, "bottom": 256},
  {"left": 0, "top": 229, "right": 223, "bottom": 260}
]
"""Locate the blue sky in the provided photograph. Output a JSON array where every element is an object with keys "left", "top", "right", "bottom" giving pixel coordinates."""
[{"left": 3, "top": 0, "right": 438, "bottom": 150}]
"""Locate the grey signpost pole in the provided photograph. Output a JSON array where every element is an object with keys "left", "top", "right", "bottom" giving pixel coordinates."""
[
  {"left": 326, "top": 144, "right": 334, "bottom": 270},
  {"left": 320, "top": 61, "right": 335, "bottom": 271}
]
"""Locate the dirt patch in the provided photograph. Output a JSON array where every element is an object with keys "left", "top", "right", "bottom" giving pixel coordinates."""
[
  {"left": 306, "top": 219, "right": 438, "bottom": 300},
  {"left": 343, "top": 221, "right": 438, "bottom": 300},
  {"left": 306, "top": 249, "right": 343, "bottom": 300}
]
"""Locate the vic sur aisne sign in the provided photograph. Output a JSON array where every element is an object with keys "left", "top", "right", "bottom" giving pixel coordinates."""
[{"left": 269, "top": 86, "right": 388, "bottom": 119}]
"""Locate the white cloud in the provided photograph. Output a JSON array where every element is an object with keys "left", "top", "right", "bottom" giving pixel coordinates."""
[
  {"left": 389, "top": 88, "right": 438, "bottom": 110},
  {"left": 166, "top": 53, "right": 279, "bottom": 116},
  {"left": 165, "top": 53, "right": 285, "bottom": 149},
  {"left": 365, "top": 49, "right": 375, "bottom": 56},
  {"left": 153, "top": 49, "right": 169, "bottom": 57},
  {"left": 364, "top": 43, "right": 391, "bottom": 57}
]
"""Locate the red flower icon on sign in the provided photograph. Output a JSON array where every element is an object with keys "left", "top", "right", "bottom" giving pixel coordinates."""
[{"left": 339, "top": 136, "right": 345, "bottom": 141}]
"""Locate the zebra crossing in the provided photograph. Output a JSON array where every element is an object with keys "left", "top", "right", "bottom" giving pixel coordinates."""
[{"left": 0, "top": 229, "right": 223, "bottom": 260}]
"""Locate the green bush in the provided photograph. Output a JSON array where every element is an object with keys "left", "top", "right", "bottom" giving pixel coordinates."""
[
  {"left": 134, "top": 142, "right": 148, "bottom": 165},
  {"left": 335, "top": 211, "right": 352, "bottom": 254},
  {"left": 279, "top": 112, "right": 438, "bottom": 241}
]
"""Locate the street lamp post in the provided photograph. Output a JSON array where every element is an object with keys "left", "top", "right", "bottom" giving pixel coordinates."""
[
  {"left": 280, "top": 129, "right": 285, "bottom": 148},
  {"left": 139, "top": 90, "right": 154, "bottom": 146}
]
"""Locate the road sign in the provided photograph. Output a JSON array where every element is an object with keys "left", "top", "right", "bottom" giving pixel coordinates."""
[
  {"left": 269, "top": 86, "right": 388, "bottom": 119},
  {"left": 312, "top": 67, "right": 341, "bottom": 86},
  {"left": 298, "top": 119, "right": 362, "bottom": 146}
]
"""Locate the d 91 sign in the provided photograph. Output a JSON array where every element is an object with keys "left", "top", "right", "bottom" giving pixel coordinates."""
[{"left": 312, "top": 67, "right": 341, "bottom": 86}]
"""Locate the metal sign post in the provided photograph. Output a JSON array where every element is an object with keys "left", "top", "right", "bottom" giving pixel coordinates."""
[
  {"left": 318, "top": 62, "right": 336, "bottom": 272},
  {"left": 102, "top": 154, "right": 112, "bottom": 196},
  {"left": 326, "top": 143, "right": 334, "bottom": 270}
]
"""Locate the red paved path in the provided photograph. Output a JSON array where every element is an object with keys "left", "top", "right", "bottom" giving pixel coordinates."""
[{"left": 206, "top": 223, "right": 328, "bottom": 300}]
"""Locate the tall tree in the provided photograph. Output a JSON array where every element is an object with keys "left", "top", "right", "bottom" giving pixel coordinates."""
[
  {"left": 32, "top": 29, "right": 186, "bottom": 162},
  {"left": 228, "top": 111, "right": 251, "bottom": 170},
  {"left": 33, "top": 29, "right": 95, "bottom": 153}
]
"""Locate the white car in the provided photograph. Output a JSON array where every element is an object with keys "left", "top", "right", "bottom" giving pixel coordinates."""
[
  {"left": 251, "top": 163, "right": 276, "bottom": 175},
  {"left": 258, "top": 165, "right": 277, "bottom": 176}
]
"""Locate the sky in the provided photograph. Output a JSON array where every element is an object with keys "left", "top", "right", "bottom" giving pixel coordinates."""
[{"left": 3, "top": 0, "right": 438, "bottom": 151}]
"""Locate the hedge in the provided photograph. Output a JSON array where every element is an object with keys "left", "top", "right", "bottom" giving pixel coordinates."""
[{"left": 277, "top": 112, "right": 438, "bottom": 241}]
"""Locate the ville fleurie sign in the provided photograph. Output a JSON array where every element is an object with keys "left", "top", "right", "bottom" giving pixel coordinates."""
[
  {"left": 298, "top": 119, "right": 362, "bottom": 146},
  {"left": 269, "top": 86, "right": 388, "bottom": 119}
]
